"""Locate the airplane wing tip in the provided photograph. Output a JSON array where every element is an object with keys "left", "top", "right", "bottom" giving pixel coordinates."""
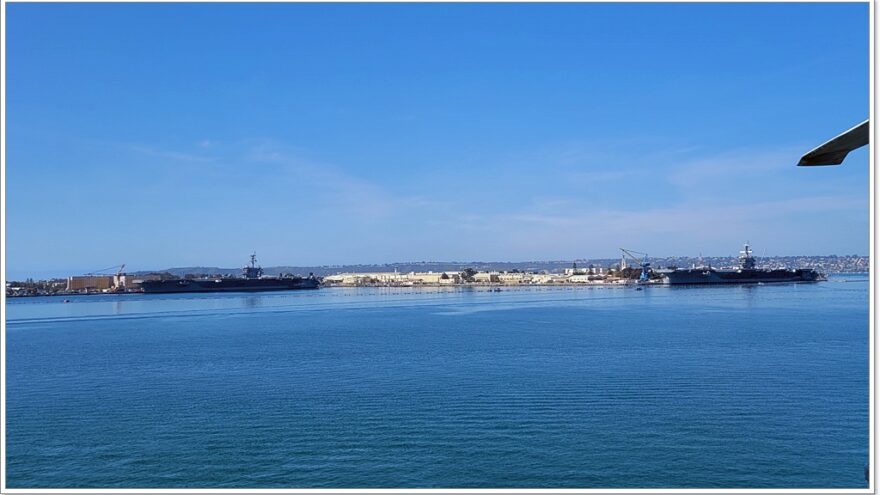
[
  {"left": 797, "top": 152, "right": 848, "bottom": 166},
  {"left": 797, "top": 120, "right": 869, "bottom": 167}
]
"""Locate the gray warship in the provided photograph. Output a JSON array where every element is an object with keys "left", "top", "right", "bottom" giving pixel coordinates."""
[
  {"left": 140, "top": 253, "right": 320, "bottom": 293},
  {"left": 662, "top": 244, "right": 825, "bottom": 285}
]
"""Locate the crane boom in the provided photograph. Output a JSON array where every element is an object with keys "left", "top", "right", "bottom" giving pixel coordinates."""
[
  {"left": 620, "top": 248, "right": 647, "bottom": 263},
  {"left": 85, "top": 264, "right": 126, "bottom": 276},
  {"left": 619, "top": 248, "right": 652, "bottom": 282}
]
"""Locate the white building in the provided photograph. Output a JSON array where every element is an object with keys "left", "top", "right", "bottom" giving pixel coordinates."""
[
  {"left": 473, "top": 272, "right": 501, "bottom": 283},
  {"left": 497, "top": 272, "right": 528, "bottom": 284},
  {"left": 324, "top": 271, "right": 463, "bottom": 285}
]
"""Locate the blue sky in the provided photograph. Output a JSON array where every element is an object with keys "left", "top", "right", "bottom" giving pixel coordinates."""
[{"left": 6, "top": 3, "right": 870, "bottom": 279}]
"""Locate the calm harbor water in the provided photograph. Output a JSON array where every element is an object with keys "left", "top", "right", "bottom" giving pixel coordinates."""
[{"left": 6, "top": 276, "right": 870, "bottom": 488}]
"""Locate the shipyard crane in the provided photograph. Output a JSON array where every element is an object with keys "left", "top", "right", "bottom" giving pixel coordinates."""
[
  {"left": 85, "top": 264, "right": 126, "bottom": 276},
  {"left": 619, "top": 248, "right": 652, "bottom": 282}
]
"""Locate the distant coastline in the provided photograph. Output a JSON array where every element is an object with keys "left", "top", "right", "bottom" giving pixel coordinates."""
[
  {"left": 5, "top": 253, "right": 868, "bottom": 298},
  {"left": 4, "top": 273, "right": 869, "bottom": 299},
  {"left": 132, "top": 254, "right": 867, "bottom": 278}
]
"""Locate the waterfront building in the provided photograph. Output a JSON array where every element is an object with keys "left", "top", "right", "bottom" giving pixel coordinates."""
[
  {"left": 566, "top": 274, "right": 608, "bottom": 283},
  {"left": 497, "top": 272, "right": 529, "bottom": 284},
  {"left": 323, "top": 271, "right": 464, "bottom": 286},
  {"left": 528, "top": 274, "right": 557, "bottom": 284},
  {"left": 473, "top": 272, "right": 501, "bottom": 283},
  {"left": 66, "top": 275, "right": 114, "bottom": 291},
  {"left": 113, "top": 274, "right": 149, "bottom": 290}
]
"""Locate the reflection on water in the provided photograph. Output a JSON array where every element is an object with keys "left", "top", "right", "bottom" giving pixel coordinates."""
[{"left": 7, "top": 279, "right": 863, "bottom": 325}]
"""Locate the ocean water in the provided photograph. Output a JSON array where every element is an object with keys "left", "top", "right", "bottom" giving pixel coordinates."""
[{"left": 6, "top": 276, "right": 870, "bottom": 488}]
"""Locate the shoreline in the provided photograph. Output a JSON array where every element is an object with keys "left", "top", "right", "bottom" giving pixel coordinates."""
[{"left": 6, "top": 273, "right": 869, "bottom": 298}]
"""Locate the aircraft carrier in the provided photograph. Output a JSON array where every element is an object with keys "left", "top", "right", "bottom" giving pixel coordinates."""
[
  {"left": 140, "top": 254, "right": 320, "bottom": 293},
  {"left": 662, "top": 244, "right": 825, "bottom": 285}
]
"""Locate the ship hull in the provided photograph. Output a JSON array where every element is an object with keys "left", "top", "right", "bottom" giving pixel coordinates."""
[
  {"left": 663, "top": 268, "right": 823, "bottom": 285},
  {"left": 140, "top": 278, "right": 320, "bottom": 294}
]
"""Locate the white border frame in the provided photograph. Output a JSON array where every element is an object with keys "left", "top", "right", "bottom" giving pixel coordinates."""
[{"left": 0, "top": 1, "right": 874, "bottom": 494}]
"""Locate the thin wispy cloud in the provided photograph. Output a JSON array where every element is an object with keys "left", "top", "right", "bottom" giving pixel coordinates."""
[
  {"left": 505, "top": 194, "right": 865, "bottom": 230},
  {"left": 414, "top": 139, "right": 867, "bottom": 258},
  {"left": 665, "top": 147, "right": 807, "bottom": 190},
  {"left": 433, "top": 193, "right": 866, "bottom": 258},
  {"left": 241, "top": 139, "right": 448, "bottom": 221},
  {"left": 129, "top": 144, "right": 216, "bottom": 163}
]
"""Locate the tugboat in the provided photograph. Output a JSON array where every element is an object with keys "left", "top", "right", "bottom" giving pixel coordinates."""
[
  {"left": 662, "top": 243, "right": 824, "bottom": 285},
  {"left": 139, "top": 253, "right": 320, "bottom": 293}
]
